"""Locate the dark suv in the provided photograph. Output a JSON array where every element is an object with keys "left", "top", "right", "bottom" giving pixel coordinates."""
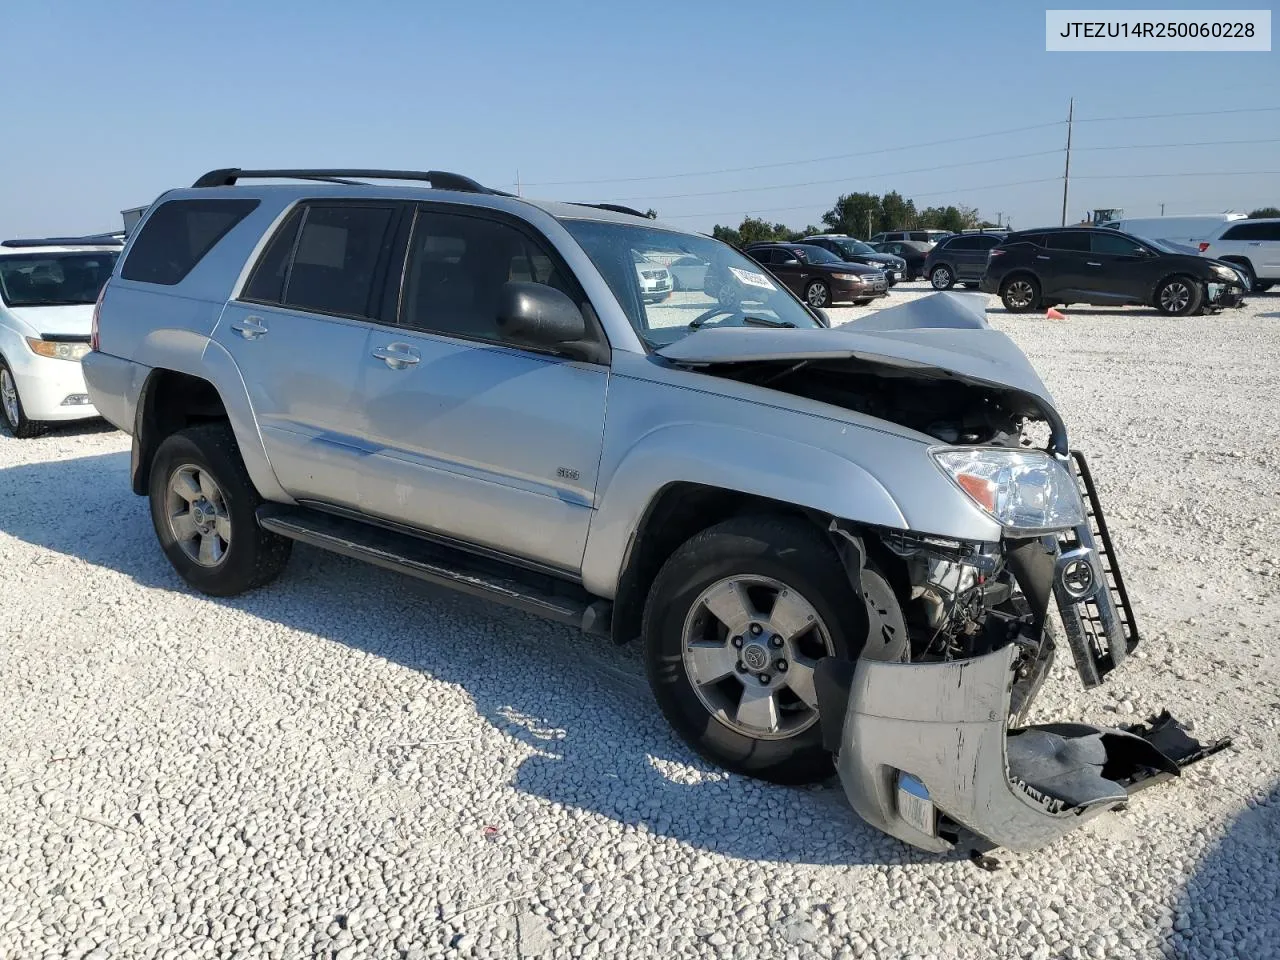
[
  {"left": 924, "top": 232, "right": 1007, "bottom": 290},
  {"left": 981, "top": 227, "right": 1248, "bottom": 316},
  {"left": 743, "top": 242, "right": 887, "bottom": 307}
]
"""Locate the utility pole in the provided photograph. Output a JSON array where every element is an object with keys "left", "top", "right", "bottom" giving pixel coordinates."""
[
  {"left": 1060, "top": 97, "right": 1073, "bottom": 227},
  {"left": 1160, "top": 203, "right": 1165, "bottom": 216},
  {"left": 516, "top": 169, "right": 522, "bottom": 197},
  {"left": 866, "top": 210, "right": 872, "bottom": 239},
  {"left": 995, "top": 211, "right": 1004, "bottom": 228}
]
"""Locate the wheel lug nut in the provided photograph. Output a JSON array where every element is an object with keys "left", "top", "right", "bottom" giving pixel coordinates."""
[
  {"left": 731, "top": 636, "right": 743, "bottom": 648},
  {"left": 757, "top": 673, "right": 770, "bottom": 684},
  {"left": 736, "top": 661, "right": 747, "bottom": 673},
  {"left": 749, "top": 624, "right": 763, "bottom": 636},
  {"left": 775, "top": 660, "right": 788, "bottom": 672},
  {"left": 769, "top": 634, "right": 783, "bottom": 648}
]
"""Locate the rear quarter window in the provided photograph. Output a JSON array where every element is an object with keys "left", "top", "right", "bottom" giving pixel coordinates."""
[{"left": 121, "top": 198, "right": 260, "bottom": 285}]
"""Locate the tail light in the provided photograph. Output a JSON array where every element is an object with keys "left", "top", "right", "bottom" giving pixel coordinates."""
[
  {"left": 1198, "top": 242, "right": 1211, "bottom": 253},
  {"left": 90, "top": 282, "right": 107, "bottom": 352}
]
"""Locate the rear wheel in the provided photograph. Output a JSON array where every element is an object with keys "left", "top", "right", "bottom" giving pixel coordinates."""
[
  {"left": 149, "top": 423, "right": 292, "bottom": 596},
  {"left": 929, "top": 265, "right": 954, "bottom": 290},
  {"left": 643, "top": 515, "right": 905, "bottom": 784},
  {"left": 1000, "top": 275, "right": 1041, "bottom": 313},
  {"left": 0, "top": 359, "right": 45, "bottom": 439},
  {"left": 1155, "top": 276, "right": 1203, "bottom": 316}
]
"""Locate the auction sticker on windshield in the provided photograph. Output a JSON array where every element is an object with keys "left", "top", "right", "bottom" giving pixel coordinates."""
[{"left": 729, "top": 266, "right": 777, "bottom": 290}]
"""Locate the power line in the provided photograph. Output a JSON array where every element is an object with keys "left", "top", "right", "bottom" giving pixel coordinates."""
[
  {"left": 611, "top": 149, "right": 1063, "bottom": 203},
  {"left": 518, "top": 121, "right": 1065, "bottom": 187},
  {"left": 1076, "top": 136, "right": 1280, "bottom": 151},
  {"left": 1075, "top": 105, "right": 1280, "bottom": 123},
  {"left": 659, "top": 177, "right": 1064, "bottom": 221},
  {"left": 1074, "top": 169, "right": 1280, "bottom": 179}
]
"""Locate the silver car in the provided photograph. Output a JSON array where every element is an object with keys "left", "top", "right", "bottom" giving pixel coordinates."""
[{"left": 83, "top": 168, "right": 1224, "bottom": 854}]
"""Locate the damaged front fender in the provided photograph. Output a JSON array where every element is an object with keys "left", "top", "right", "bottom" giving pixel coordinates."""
[{"left": 814, "top": 646, "right": 1229, "bottom": 853}]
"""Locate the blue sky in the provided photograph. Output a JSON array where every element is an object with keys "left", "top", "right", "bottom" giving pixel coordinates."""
[{"left": 2, "top": 0, "right": 1275, "bottom": 236}]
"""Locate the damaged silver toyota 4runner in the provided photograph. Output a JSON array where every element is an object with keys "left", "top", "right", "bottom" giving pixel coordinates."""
[{"left": 83, "top": 169, "right": 1226, "bottom": 854}]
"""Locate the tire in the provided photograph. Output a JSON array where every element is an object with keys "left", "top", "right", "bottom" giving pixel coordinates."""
[
  {"left": 929, "top": 265, "right": 954, "bottom": 290},
  {"left": 1000, "top": 274, "right": 1041, "bottom": 313},
  {"left": 1256, "top": 282, "right": 1274, "bottom": 293},
  {"left": 854, "top": 298, "right": 873, "bottom": 306},
  {"left": 149, "top": 422, "right": 292, "bottom": 597},
  {"left": 670, "top": 274, "right": 683, "bottom": 292},
  {"left": 642, "top": 515, "right": 905, "bottom": 784},
  {"left": 0, "top": 358, "right": 45, "bottom": 439},
  {"left": 805, "top": 280, "right": 830, "bottom": 309},
  {"left": 1154, "top": 275, "right": 1203, "bottom": 316},
  {"left": 961, "top": 282, "right": 980, "bottom": 289}
]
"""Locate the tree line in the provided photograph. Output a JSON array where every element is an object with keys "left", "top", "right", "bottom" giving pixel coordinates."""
[{"left": 708, "top": 190, "right": 996, "bottom": 247}]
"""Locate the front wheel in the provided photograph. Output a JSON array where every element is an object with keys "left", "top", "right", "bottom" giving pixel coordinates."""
[
  {"left": 929, "top": 265, "right": 954, "bottom": 290},
  {"left": 805, "top": 280, "right": 831, "bottom": 308},
  {"left": 1001, "top": 275, "right": 1041, "bottom": 313},
  {"left": 1155, "top": 276, "right": 1203, "bottom": 316},
  {"left": 643, "top": 516, "right": 905, "bottom": 784},
  {"left": 149, "top": 423, "right": 292, "bottom": 596},
  {"left": 0, "top": 359, "right": 46, "bottom": 439}
]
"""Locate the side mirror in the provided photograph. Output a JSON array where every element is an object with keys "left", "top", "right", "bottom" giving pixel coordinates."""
[
  {"left": 496, "top": 282, "right": 586, "bottom": 346},
  {"left": 813, "top": 307, "right": 831, "bottom": 327}
]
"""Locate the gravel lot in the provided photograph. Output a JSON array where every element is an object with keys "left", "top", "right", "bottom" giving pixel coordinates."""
[{"left": 2, "top": 284, "right": 1278, "bottom": 960}]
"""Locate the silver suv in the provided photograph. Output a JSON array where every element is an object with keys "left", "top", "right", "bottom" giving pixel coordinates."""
[{"left": 84, "top": 168, "right": 1221, "bottom": 854}]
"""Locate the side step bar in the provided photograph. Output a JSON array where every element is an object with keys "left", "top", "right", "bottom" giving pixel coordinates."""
[{"left": 257, "top": 505, "right": 610, "bottom": 634}]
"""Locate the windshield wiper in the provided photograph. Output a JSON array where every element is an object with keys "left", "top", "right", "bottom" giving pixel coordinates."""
[{"left": 742, "top": 316, "right": 795, "bottom": 328}]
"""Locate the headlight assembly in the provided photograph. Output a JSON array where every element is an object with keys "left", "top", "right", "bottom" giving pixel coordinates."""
[
  {"left": 26, "top": 338, "right": 91, "bottom": 362},
  {"left": 832, "top": 273, "right": 866, "bottom": 282},
  {"left": 931, "top": 447, "right": 1084, "bottom": 535}
]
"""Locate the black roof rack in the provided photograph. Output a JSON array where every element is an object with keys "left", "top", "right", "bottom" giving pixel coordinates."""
[
  {"left": 192, "top": 168, "right": 511, "bottom": 195},
  {"left": 568, "top": 202, "right": 653, "bottom": 219},
  {"left": 2, "top": 233, "right": 125, "bottom": 248}
]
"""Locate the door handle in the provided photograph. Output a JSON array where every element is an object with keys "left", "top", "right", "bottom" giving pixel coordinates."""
[
  {"left": 1086, "top": 261, "right": 1102, "bottom": 267},
  {"left": 372, "top": 343, "right": 421, "bottom": 369},
  {"left": 230, "top": 316, "right": 268, "bottom": 340},
  {"left": 1036, "top": 255, "right": 1051, "bottom": 260},
  {"left": 1248, "top": 241, "right": 1262, "bottom": 246}
]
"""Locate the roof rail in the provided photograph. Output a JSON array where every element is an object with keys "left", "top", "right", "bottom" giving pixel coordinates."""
[
  {"left": 569, "top": 202, "right": 653, "bottom": 219},
  {"left": 192, "top": 168, "right": 511, "bottom": 195},
  {"left": 2, "top": 233, "right": 125, "bottom": 248}
]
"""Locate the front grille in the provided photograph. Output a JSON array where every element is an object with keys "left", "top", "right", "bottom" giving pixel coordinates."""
[
  {"left": 641, "top": 270, "right": 663, "bottom": 279},
  {"left": 1053, "top": 451, "right": 1141, "bottom": 687}
]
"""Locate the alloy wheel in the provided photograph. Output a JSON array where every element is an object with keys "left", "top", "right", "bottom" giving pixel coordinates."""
[
  {"left": 166, "top": 464, "right": 232, "bottom": 567},
  {"left": 1006, "top": 280, "right": 1035, "bottom": 309},
  {"left": 1160, "top": 281, "right": 1191, "bottom": 313},
  {"left": 807, "top": 283, "right": 829, "bottom": 308},
  {"left": 681, "top": 575, "right": 834, "bottom": 740},
  {"left": 0, "top": 369, "right": 19, "bottom": 426}
]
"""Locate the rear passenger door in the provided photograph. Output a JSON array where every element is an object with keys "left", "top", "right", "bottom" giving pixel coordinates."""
[
  {"left": 353, "top": 205, "right": 609, "bottom": 574},
  {"left": 216, "top": 200, "right": 405, "bottom": 508}
]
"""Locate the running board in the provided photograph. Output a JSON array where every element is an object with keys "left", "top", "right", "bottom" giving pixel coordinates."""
[{"left": 257, "top": 504, "right": 609, "bottom": 633}]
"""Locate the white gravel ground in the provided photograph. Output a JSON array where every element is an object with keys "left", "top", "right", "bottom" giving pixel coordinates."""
[{"left": 2, "top": 285, "right": 1278, "bottom": 960}]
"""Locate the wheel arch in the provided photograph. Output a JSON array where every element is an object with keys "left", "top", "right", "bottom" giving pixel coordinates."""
[{"left": 131, "top": 344, "right": 290, "bottom": 503}]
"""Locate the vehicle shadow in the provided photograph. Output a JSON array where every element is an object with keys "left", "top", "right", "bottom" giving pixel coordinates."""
[
  {"left": 0, "top": 450, "right": 943, "bottom": 868},
  {"left": 1161, "top": 780, "right": 1280, "bottom": 958}
]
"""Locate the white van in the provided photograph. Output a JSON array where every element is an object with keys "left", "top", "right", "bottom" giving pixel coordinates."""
[{"left": 1098, "top": 214, "right": 1246, "bottom": 247}]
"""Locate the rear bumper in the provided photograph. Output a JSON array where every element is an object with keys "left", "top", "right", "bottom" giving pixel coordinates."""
[
  {"left": 979, "top": 273, "right": 1000, "bottom": 294},
  {"left": 82, "top": 350, "right": 148, "bottom": 434}
]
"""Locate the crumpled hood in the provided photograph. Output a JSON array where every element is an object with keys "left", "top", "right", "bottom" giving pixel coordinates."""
[
  {"left": 656, "top": 292, "right": 1059, "bottom": 424},
  {"left": 4, "top": 304, "right": 94, "bottom": 338}
]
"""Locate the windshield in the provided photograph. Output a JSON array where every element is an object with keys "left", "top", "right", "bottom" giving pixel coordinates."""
[
  {"left": 0, "top": 251, "right": 119, "bottom": 307},
  {"left": 562, "top": 220, "right": 823, "bottom": 347},
  {"left": 835, "top": 239, "right": 876, "bottom": 257},
  {"left": 793, "top": 245, "right": 841, "bottom": 264}
]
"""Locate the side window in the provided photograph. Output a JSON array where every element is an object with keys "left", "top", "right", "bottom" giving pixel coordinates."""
[
  {"left": 908, "top": 232, "right": 930, "bottom": 242},
  {"left": 280, "top": 205, "right": 396, "bottom": 319},
  {"left": 1091, "top": 232, "right": 1144, "bottom": 256},
  {"left": 1259, "top": 222, "right": 1280, "bottom": 241},
  {"left": 1019, "top": 233, "right": 1047, "bottom": 247},
  {"left": 1046, "top": 233, "right": 1090, "bottom": 252},
  {"left": 747, "top": 248, "right": 773, "bottom": 265},
  {"left": 399, "top": 209, "right": 580, "bottom": 340},
  {"left": 121, "top": 198, "right": 260, "bottom": 285},
  {"left": 973, "top": 235, "right": 1002, "bottom": 250},
  {"left": 242, "top": 207, "right": 303, "bottom": 303},
  {"left": 947, "top": 237, "right": 979, "bottom": 251},
  {"left": 1223, "top": 221, "right": 1280, "bottom": 241}
]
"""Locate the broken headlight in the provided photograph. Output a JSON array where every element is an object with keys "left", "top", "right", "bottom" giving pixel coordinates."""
[{"left": 930, "top": 447, "right": 1083, "bottom": 536}]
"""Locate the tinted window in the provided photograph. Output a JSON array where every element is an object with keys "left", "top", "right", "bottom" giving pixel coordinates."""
[
  {"left": 973, "top": 235, "right": 1002, "bottom": 250},
  {"left": 281, "top": 205, "right": 395, "bottom": 318},
  {"left": 1046, "top": 233, "right": 1090, "bottom": 252},
  {"left": 1091, "top": 232, "right": 1145, "bottom": 256},
  {"left": 947, "top": 236, "right": 979, "bottom": 251},
  {"left": 794, "top": 245, "right": 840, "bottom": 264},
  {"left": 747, "top": 248, "right": 774, "bottom": 264},
  {"left": 1222, "top": 221, "right": 1280, "bottom": 241},
  {"left": 0, "top": 251, "right": 119, "bottom": 307},
  {"left": 1017, "top": 233, "right": 1047, "bottom": 247},
  {"left": 399, "top": 210, "right": 579, "bottom": 340},
  {"left": 242, "top": 207, "right": 304, "bottom": 303},
  {"left": 121, "top": 198, "right": 259, "bottom": 285},
  {"left": 908, "top": 232, "right": 932, "bottom": 242}
]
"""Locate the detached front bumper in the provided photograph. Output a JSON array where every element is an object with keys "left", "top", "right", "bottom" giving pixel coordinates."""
[{"left": 815, "top": 451, "right": 1230, "bottom": 853}]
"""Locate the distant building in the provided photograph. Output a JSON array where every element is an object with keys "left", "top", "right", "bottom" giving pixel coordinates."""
[{"left": 122, "top": 205, "right": 149, "bottom": 235}]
